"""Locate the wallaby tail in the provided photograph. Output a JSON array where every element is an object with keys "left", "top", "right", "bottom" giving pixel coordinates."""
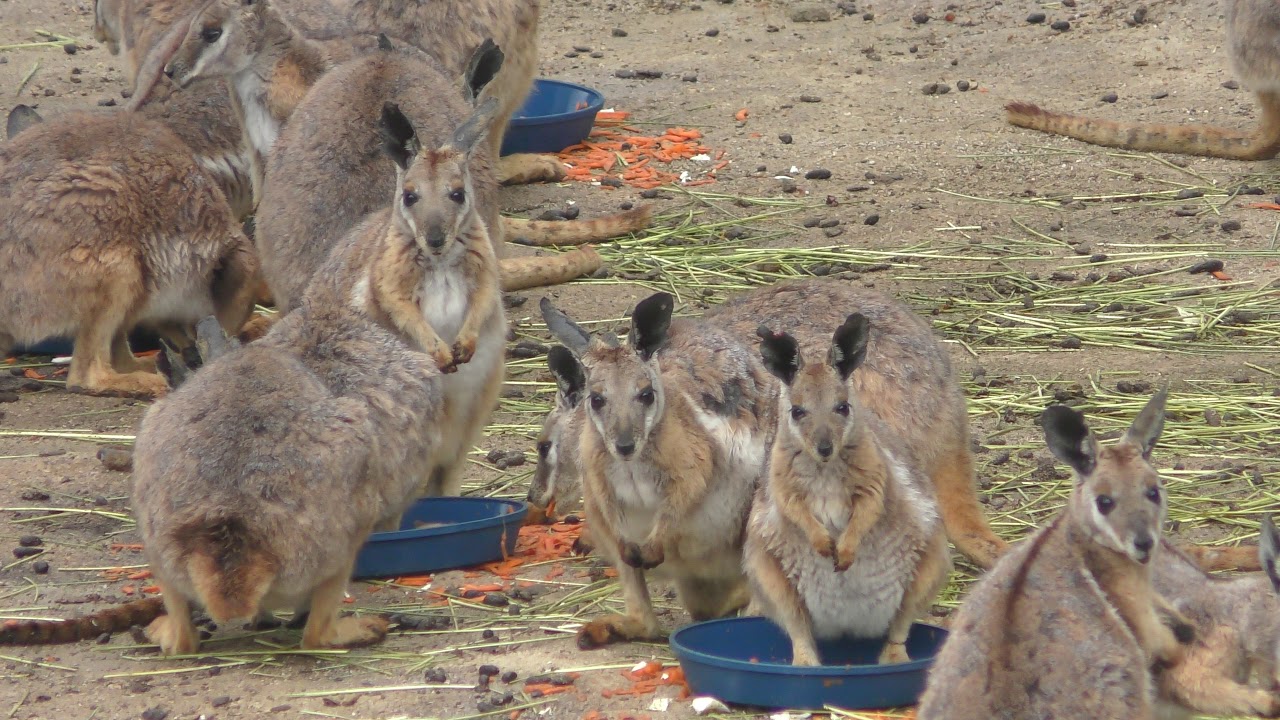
[
  {"left": 503, "top": 206, "right": 652, "bottom": 247},
  {"left": 1173, "top": 543, "right": 1263, "bottom": 573},
  {"left": 0, "top": 597, "right": 165, "bottom": 645},
  {"left": 178, "top": 517, "right": 278, "bottom": 625},
  {"left": 1005, "top": 93, "right": 1280, "bottom": 161},
  {"left": 934, "top": 444, "right": 1008, "bottom": 570},
  {"left": 499, "top": 246, "right": 602, "bottom": 291}
]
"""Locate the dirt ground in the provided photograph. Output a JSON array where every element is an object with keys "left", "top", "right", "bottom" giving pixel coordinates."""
[{"left": 1, "top": 0, "right": 1278, "bottom": 717}]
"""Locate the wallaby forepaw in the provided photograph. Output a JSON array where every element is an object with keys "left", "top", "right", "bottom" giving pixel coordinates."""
[
  {"left": 571, "top": 529, "right": 595, "bottom": 556},
  {"left": 450, "top": 337, "right": 476, "bottom": 366},
  {"left": 878, "top": 641, "right": 910, "bottom": 664},
  {"left": 620, "top": 541, "right": 663, "bottom": 569},
  {"left": 144, "top": 615, "right": 197, "bottom": 656},
  {"left": 810, "top": 533, "right": 835, "bottom": 559},
  {"left": 431, "top": 348, "right": 459, "bottom": 374}
]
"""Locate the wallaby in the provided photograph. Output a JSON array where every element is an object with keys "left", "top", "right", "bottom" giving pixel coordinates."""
[
  {"left": 917, "top": 391, "right": 1197, "bottom": 720},
  {"left": 541, "top": 293, "right": 775, "bottom": 648},
  {"left": 253, "top": 43, "right": 645, "bottom": 312},
  {"left": 527, "top": 345, "right": 587, "bottom": 519},
  {"left": 743, "top": 317, "right": 952, "bottom": 666},
  {"left": 94, "top": 0, "right": 205, "bottom": 91},
  {"left": 1006, "top": 0, "right": 1280, "bottom": 160},
  {"left": 337, "top": 0, "right": 562, "bottom": 186},
  {"left": 1151, "top": 518, "right": 1280, "bottom": 719},
  {"left": 0, "top": 107, "right": 258, "bottom": 398}
]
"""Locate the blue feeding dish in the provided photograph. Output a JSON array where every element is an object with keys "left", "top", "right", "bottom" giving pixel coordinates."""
[
  {"left": 669, "top": 616, "right": 948, "bottom": 711},
  {"left": 15, "top": 328, "right": 163, "bottom": 357},
  {"left": 352, "top": 497, "right": 527, "bottom": 579},
  {"left": 500, "top": 78, "right": 605, "bottom": 156}
]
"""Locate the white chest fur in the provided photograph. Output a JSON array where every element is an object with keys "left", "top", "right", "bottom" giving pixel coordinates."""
[
  {"left": 606, "top": 458, "right": 662, "bottom": 542},
  {"left": 234, "top": 73, "right": 280, "bottom": 158},
  {"left": 417, "top": 264, "right": 470, "bottom": 343}
]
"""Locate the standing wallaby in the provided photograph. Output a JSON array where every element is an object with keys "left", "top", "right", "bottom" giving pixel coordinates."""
[
  {"left": 1151, "top": 518, "right": 1280, "bottom": 719},
  {"left": 337, "top": 0, "right": 562, "bottom": 186},
  {"left": 0, "top": 108, "right": 258, "bottom": 398},
  {"left": 541, "top": 293, "right": 775, "bottom": 649},
  {"left": 917, "top": 391, "right": 1197, "bottom": 720},
  {"left": 743, "top": 317, "right": 951, "bottom": 666},
  {"left": 1006, "top": 0, "right": 1280, "bottom": 160}
]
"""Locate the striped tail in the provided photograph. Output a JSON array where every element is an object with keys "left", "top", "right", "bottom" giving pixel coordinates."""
[
  {"left": 502, "top": 206, "right": 652, "bottom": 247},
  {"left": 0, "top": 597, "right": 165, "bottom": 645}
]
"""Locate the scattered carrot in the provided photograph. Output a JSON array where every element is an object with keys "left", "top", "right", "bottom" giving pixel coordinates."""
[
  {"left": 393, "top": 574, "right": 433, "bottom": 587},
  {"left": 582, "top": 712, "right": 608, "bottom": 720},
  {"left": 460, "top": 583, "right": 505, "bottom": 595},
  {"left": 734, "top": 107, "right": 749, "bottom": 122},
  {"left": 342, "top": 597, "right": 355, "bottom": 604},
  {"left": 110, "top": 543, "right": 145, "bottom": 552},
  {"left": 23, "top": 368, "right": 45, "bottom": 380},
  {"left": 1211, "top": 270, "right": 1233, "bottom": 281},
  {"left": 120, "top": 585, "right": 136, "bottom": 596},
  {"left": 1247, "top": 202, "right": 1280, "bottom": 211},
  {"left": 555, "top": 114, "right": 724, "bottom": 190},
  {"left": 524, "top": 683, "right": 575, "bottom": 697},
  {"left": 126, "top": 570, "right": 152, "bottom": 581},
  {"left": 140, "top": 585, "right": 160, "bottom": 594}
]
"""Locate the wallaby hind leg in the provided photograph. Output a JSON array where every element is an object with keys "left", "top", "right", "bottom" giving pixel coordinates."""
[
  {"left": 743, "top": 543, "right": 821, "bottom": 666},
  {"left": 431, "top": 359, "right": 504, "bottom": 497},
  {"left": 300, "top": 563, "right": 389, "bottom": 649},
  {"left": 67, "top": 290, "right": 168, "bottom": 398},
  {"left": 110, "top": 330, "right": 157, "bottom": 373},
  {"left": 497, "top": 153, "right": 567, "bottom": 185},
  {"left": 1163, "top": 626, "right": 1280, "bottom": 717},
  {"left": 577, "top": 564, "right": 663, "bottom": 650},
  {"left": 677, "top": 575, "right": 750, "bottom": 622},
  {"left": 933, "top": 442, "right": 1007, "bottom": 569},
  {"left": 144, "top": 579, "right": 199, "bottom": 656},
  {"left": 0, "top": 331, "right": 14, "bottom": 360},
  {"left": 880, "top": 531, "right": 951, "bottom": 664}
]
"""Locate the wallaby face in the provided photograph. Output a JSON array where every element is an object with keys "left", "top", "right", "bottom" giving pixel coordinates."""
[
  {"left": 1042, "top": 390, "right": 1169, "bottom": 565},
  {"left": 379, "top": 99, "right": 497, "bottom": 260},
  {"left": 527, "top": 345, "right": 585, "bottom": 509},
  {"left": 759, "top": 315, "right": 869, "bottom": 464},
  {"left": 165, "top": 0, "right": 264, "bottom": 87},
  {"left": 541, "top": 293, "right": 674, "bottom": 461}
]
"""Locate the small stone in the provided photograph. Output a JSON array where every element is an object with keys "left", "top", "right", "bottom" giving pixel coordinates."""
[
  {"left": 573, "top": 45, "right": 592, "bottom": 52},
  {"left": 804, "top": 168, "right": 832, "bottom": 180},
  {"left": 13, "top": 547, "right": 43, "bottom": 559},
  {"left": 1151, "top": 90, "right": 1168, "bottom": 99},
  {"left": 1132, "top": 6, "right": 1147, "bottom": 23},
  {"left": 479, "top": 664, "right": 501, "bottom": 678},
  {"left": 799, "top": 94, "right": 822, "bottom": 103},
  {"left": 615, "top": 69, "right": 636, "bottom": 79},
  {"left": 934, "top": 83, "right": 951, "bottom": 94},
  {"left": 43, "top": 88, "right": 56, "bottom": 97},
  {"left": 1116, "top": 380, "right": 1152, "bottom": 394},
  {"left": 564, "top": 51, "right": 579, "bottom": 58},
  {"left": 269, "top": 705, "right": 291, "bottom": 713},
  {"left": 1026, "top": 11, "right": 1046, "bottom": 23},
  {"left": 705, "top": 28, "right": 720, "bottom": 36},
  {"left": 957, "top": 79, "right": 970, "bottom": 91},
  {"left": 1101, "top": 92, "right": 1118, "bottom": 103},
  {"left": 1058, "top": 336, "right": 1083, "bottom": 349},
  {"left": 591, "top": 52, "right": 604, "bottom": 58},
  {"left": 803, "top": 217, "right": 822, "bottom": 228},
  {"left": 620, "top": 201, "right": 634, "bottom": 210},
  {"left": 912, "top": 11, "right": 930, "bottom": 23},
  {"left": 639, "top": 188, "right": 660, "bottom": 199},
  {"left": 789, "top": 4, "right": 833, "bottom": 22},
  {"left": 18, "top": 535, "right": 41, "bottom": 547},
  {"left": 818, "top": 218, "right": 840, "bottom": 228},
  {"left": 634, "top": 69, "right": 663, "bottom": 79},
  {"left": 482, "top": 628, "right": 497, "bottom": 640},
  {"left": 823, "top": 227, "right": 845, "bottom": 238},
  {"left": 1089, "top": 253, "right": 1108, "bottom": 263},
  {"left": 682, "top": 73, "right": 698, "bottom": 82},
  {"left": 1221, "top": 219, "right": 1242, "bottom": 232},
  {"left": 140, "top": 709, "right": 167, "bottom": 720},
  {"left": 864, "top": 213, "right": 880, "bottom": 225},
  {"left": 778, "top": 133, "right": 793, "bottom": 144},
  {"left": 1188, "top": 259, "right": 1225, "bottom": 275},
  {"left": 1204, "top": 408, "right": 1223, "bottom": 427},
  {"left": 922, "top": 82, "right": 939, "bottom": 95},
  {"left": 777, "top": 177, "right": 797, "bottom": 193},
  {"left": 482, "top": 592, "right": 510, "bottom": 607},
  {"left": 33, "top": 560, "right": 49, "bottom": 574},
  {"left": 612, "top": 28, "right": 628, "bottom": 37},
  {"left": 1222, "top": 79, "right": 1240, "bottom": 90},
  {"left": 862, "top": 11, "right": 874, "bottom": 19},
  {"left": 63, "top": 43, "right": 78, "bottom": 54},
  {"left": 1050, "top": 19, "right": 1070, "bottom": 31},
  {"left": 425, "top": 668, "right": 448, "bottom": 683}
]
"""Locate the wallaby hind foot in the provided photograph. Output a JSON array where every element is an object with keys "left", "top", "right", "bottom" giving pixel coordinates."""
[
  {"left": 498, "top": 153, "right": 566, "bottom": 185},
  {"left": 144, "top": 581, "right": 198, "bottom": 656},
  {"left": 576, "top": 613, "right": 666, "bottom": 650},
  {"left": 300, "top": 566, "right": 390, "bottom": 649}
]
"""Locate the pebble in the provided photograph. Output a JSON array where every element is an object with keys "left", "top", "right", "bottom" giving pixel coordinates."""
[
  {"left": 564, "top": 51, "right": 578, "bottom": 58},
  {"left": 1101, "top": 92, "right": 1118, "bottom": 103},
  {"left": 97, "top": 98, "right": 117, "bottom": 107},
  {"left": 1221, "top": 219, "right": 1242, "bottom": 232},
  {"left": 778, "top": 133, "right": 793, "bottom": 144},
  {"left": 1116, "top": 380, "right": 1152, "bottom": 394},
  {"left": 63, "top": 43, "right": 78, "bottom": 54},
  {"left": 1222, "top": 80, "right": 1240, "bottom": 90},
  {"left": 482, "top": 592, "right": 510, "bottom": 607},
  {"left": 1151, "top": 90, "right": 1168, "bottom": 99},
  {"left": 864, "top": 213, "right": 880, "bottom": 225},
  {"left": 573, "top": 45, "right": 591, "bottom": 52},
  {"left": 639, "top": 188, "right": 660, "bottom": 199},
  {"left": 1204, "top": 408, "right": 1223, "bottom": 427},
  {"left": 1175, "top": 188, "right": 1204, "bottom": 200},
  {"left": 614, "top": 69, "right": 636, "bottom": 79},
  {"left": 612, "top": 28, "right": 628, "bottom": 37},
  {"left": 1026, "top": 11, "right": 1046, "bottom": 23},
  {"left": 33, "top": 560, "right": 49, "bottom": 574},
  {"left": 479, "top": 664, "right": 501, "bottom": 678},
  {"left": 269, "top": 705, "right": 291, "bottom": 713},
  {"left": 818, "top": 218, "right": 840, "bottom": 228},
  {"left": 620, "top": 201, "right": 634, "bottom": 210},
  {"left": 1131, "top": 6, "right": 1147, "bottom": 24},
  {"left": 425, "top": 668, "right": 448, "bottom": 683},
  {"left": 140, "top": 709, "right": 167, "bottom": 720},
  {"left": 0, "top": 392, "right": 17, "bottom": 403},
  {"left": 1058, "top": 336, "right": 1083, "bottom": 349},
  {"left": 837, "top": 2, "right": 858, "bottom": 14},
  {"left": 705, "top": 28, "right": 720, "bottom": 36},
  {"left": 823, "top": 227, "right": 845, "bottom": 238},
  {"left": 862, "top": 11, "right": 874, "bottom": 19},
  {"left": 18, "top": 535, "right": 41, "bottom": 547},
  {"left": 44, "top": 88, "right": 56, "bottom": 97},
  {"left": 799, "top": 94, "right": 822, "bottom": 103},
  {"left": 1089, "top": 253, "right": 1108, "bottom": 263},
  {"left": 13, "top": 547, "right": 43, "bottom": 558},
  {"left": 803, "top": 217, "right": 822, "bottom": 228},
  {"left": 1188, "top": 259, "right": 1224, "bottom": 275},
  {"left": 788, "top": 4, "right": 832, "bottom": 22},
  {"left": 682, "top": 73, "right": 698, "bottom": 82},
  {"left": 1050, "top": 19, "right": 1070, "bottom": 31},
  {"left": 912, "top": 11, "right": 930, "bottom": 23},
  {"left": 957, "top": 79, "right": 971, "bottom": 91},
  {"left": 804, "top": 168, "right": 832, "bottom": 180},
  {"left": 482, "top": 628, "right": 497, "bottom": 640}
]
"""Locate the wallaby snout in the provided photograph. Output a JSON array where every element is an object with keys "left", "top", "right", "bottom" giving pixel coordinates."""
[
  {"left": 614, "top": 434, "right": 637, "bottom": 458},
  {"left": 1133, "top": 531, "right": 1155, "bottom": 564},
  {"left": 815, "top": 433, "right": 834, "bottom": 459},
  {"left": 425, "top": 224, "right": 447, "bottom": 251}
]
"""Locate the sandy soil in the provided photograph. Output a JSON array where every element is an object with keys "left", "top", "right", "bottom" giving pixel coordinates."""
[{"left": 0, "top": 0, "right": 1277, "bottom": 717}]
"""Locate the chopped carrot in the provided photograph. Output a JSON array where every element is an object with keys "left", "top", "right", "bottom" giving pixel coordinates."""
[
  {"left": 23, "top": 368, "right": 45, "bottom": 380},
  {"left": 121, "top": 585, "right": 136, "bottom": 595},
  {"left": 546, "top": 564, "right": 566, "bottom": 580},
  {"left": 734, "top": 108, "right": 749, "bottom": 122},
  {"left": 141, "top": 585, "right": 160, "bottom": 594},
  {"left": 1248, "top": 202, "right": 1280, "bottom": 211},
  {"left": 110, "top": 543, "right": 145, "bottom": 552},
  {"left": 582, "top": 711, "right": 608, "bottom": 720},
  {"left": 342, "top": 597, "right": 354, "bottom": 604},
  {"left": 524, "top": 684, "right": 575, "bottom": 696},
  {"left": 1211, "top": 270, "right": 1233, "bottom": 281},
  {"left": 135, "top": 350, "right": 160, "bottom": 358},
  {"left": 126, "top": 570, "right": 152, "bottom": 580},
  {"left": 393, "top": 574, "right": 433, "bottom": 587}
]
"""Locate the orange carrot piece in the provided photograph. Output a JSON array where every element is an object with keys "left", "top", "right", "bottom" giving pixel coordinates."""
[
  {"left": 1211, "top": 270, "right": 1233, "bottom": 281},
  {"left": 121, "top": 585, "right": 136, "bottom": 595},
  {"left": 1247, "top": 202, "right": 1280, "bottom": 211},
  {"left": 734, "top": 108, "right": 749, "bottom": 121},
  {"left": 23, "top": 368, "right": 45, "bottom": 380},
  {"left": 126, "top": 570, "right": 153, "bottom": 580}
]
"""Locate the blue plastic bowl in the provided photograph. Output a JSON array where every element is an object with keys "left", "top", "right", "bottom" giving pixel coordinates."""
[
  {"left": 352, "top": 497, "right": 528, "bottom": 579},
  {"left": 14, "top": 329, "right": 163, "bottom": 357},
  {"left": 500, "top": 78, "right": 605, "bottom": 156},
  {"left": 670, "top": 616, "right": 948, "bottom": 711}
]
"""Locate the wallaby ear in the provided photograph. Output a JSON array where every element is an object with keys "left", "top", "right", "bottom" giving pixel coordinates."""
[
  {"left": 1261, "top": 516, "right": 1280, "bottom": 593},
  {"left": 629, "top": 292, "right": 674, "bottom": 361},
  {"left": 6, "top": 104, "right": 43, "bottom": 140},
  {"left": 156, "top": 337, "right": 203, "bottom": 389},
  {"left": 195, "top": 315, "right": 239, "bottom": 362},
  {"left": 540, "top": 297, "right": 592, "bottom": 356},
  {"left": 449, "top": 95, "right": 500, "bottom": 156},
  {"left": 1123, "top": 387, "right": 1168, "bottom": 459},
  {"left": 1040, "top": 404, "right": 1098, "bottom": 478},
  {"left": 462, "top": 38, "right": 505, "bottom": 102},
  {"left": 379, "top": 101, "right": 420, "bottom": 170},
  {"left": 829, "top": 313, "right": 870, "bottom": 381},
  {"left": 376, "top": 32, "right": 394, "bottom": 51},
  {"left": 547, "top": 345, "right": 586, "bottom": 407},
  {"left": 759, "top": 328, "right": 802, "bottom": 386}
]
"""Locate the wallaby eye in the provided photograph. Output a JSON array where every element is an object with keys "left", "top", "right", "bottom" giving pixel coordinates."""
[
  {"left": 448, "top": 189, "right": 466, "bottom": 204},
  {"left": 1095, "top": 494, "right": 1115, "bottom": 515},
  {"left": 589, "top": 393, "right": 605, "bottom": 411},
  {"left": 834, "top": 402, "right": 851, "bottom": 417},
  {"left": 637, "top": 388, "right": 655, "bottom": 406},
  {"left": 201, "top": 27, "right": 222, "bottom": 43},
  {"left": 536, "top": 440, "right": 552, "bottom": 458},
  {"left": 1145, "top": 486, "right": 1160, "bottom": 504},
  {"left": 790, "top": 406, "right": 807, "bottom": 420},
  {"left": 402, "top": 190, "right": 419, "bottom": 207}
]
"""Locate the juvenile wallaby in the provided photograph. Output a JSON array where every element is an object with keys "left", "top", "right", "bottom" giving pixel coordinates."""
[
  {"left": 0, "top": 108, "right": 258, "bottom": 398},
  {"left": 526, "top": 345, "right": 587, "bottom": 519},
  {"left": 541, "top": 293, "right": 775, "bottom": 648},
  {"left": 917, "top": 391, "right": 1197, "bottom": 720},
  {"left": 1006, "top": 0, "right": 1280, "bottom": 160},
  {"left": 744, "top": 317, "right": 951, "bottom": 666},
  {"left": 337, "top": 0, "right": 562, "bottom": 186},
  {"left": 1151, "top": 518, "right": 1280, "bottom": 719}
]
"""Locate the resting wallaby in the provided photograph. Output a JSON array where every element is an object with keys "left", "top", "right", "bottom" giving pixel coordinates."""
[
  {"left": 338, "top": 0, "right": 561, "bottom": 186},
  {"left": 0, "top": 108, "right": 258, "bottom": 397},
  {"left": 541, "top": 293, "right": 774, "bottom": 649},
  {"left": 1152, "top": 518, "right": 1280, "bottom": 719},
  {"left": 744, "top": 317, "right": 951, "bottom": 666},
  {"left": 917, "top": 391, "right": 1197, "bottom": 720},
  {"left": 1006, "top": 0, "right": 1280, "bottom": 160}
]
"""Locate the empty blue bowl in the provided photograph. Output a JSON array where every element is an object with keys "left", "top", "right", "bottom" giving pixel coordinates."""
[
  {"left": 14, "top": 329, "right": 163, "bottom": 357},
  {"left": 670, "top": 616, "right": 948, "bottom": 711},
  {"left": 500, "top": 78, "right": 605, "bottom": 156},
  {"left": 352, "top": 497, "right": 528, "bottom": 579}
]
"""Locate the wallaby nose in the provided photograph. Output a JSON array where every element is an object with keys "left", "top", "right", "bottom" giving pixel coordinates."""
[
  {"left": 817, "top": 439, "right": 834, "bottom": 458},
  {"left": 426, "top": 227, "right": 447, "bottom": 250},
  {"left": 163, "top": 65, "right": 175, "bottom": 78},
  {"left": 1133, "top": 533, "right": 1154, "bottom": 562},
  {"left": 615, "top": 440, "right": 636, "bottom": 457}
]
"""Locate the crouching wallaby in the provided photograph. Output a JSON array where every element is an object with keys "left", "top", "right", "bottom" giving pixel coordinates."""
[
  {"left": 1152, "top": 517, "right": 1280, "bottom": 719},
  {"left": 743, "top": 317, "right": 951, "bottom": 666},
  {"left": 917, "top": 391, "right": 1196, "bottom": 719},
  {"left": 541, "top": 293, "right": 776, "bottom": 649},
  {"left": 0, "top": 108, "right": 258, "bottom": 398}
]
